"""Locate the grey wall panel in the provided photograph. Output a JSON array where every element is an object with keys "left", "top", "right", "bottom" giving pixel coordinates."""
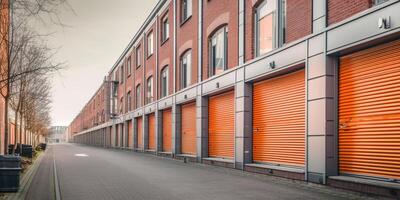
[
  {"left": 175, "top": 86, "right": 197, "bottom": 104},
  {"left": 202, "top": 71, "right": 236, "bottom": 95},
  {"left": 327, "top": 2, "right": 400, "bottom": 52},
  {"left": 144, "top": 103, "right": 156, "bottom": 114},
  {"left": 245, "top": 42, "right": 306, "bottom": 81},
  {"left": 158, "top": 97, "right": 173, "bottom": 110}
]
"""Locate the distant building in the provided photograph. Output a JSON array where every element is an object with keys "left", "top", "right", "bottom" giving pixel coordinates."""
[{"left": 47, "top": 126, "right": 67, "bottom": 143}]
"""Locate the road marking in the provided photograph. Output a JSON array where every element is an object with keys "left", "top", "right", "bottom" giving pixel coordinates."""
[
  {"left": 74, "top": 154, "right": 89, "bottom": 157},
  {"left": 54, "top": 153, "right": 61, "bottom": 200}
]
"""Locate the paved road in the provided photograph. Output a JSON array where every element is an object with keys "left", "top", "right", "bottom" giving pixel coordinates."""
[{"left": 27, "top": 143, "right": 383, "bottom": 200}]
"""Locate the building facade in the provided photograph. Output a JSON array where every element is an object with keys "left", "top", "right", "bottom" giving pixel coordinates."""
[
  {"left": 47, "top": 126, "right": 67, "bottom": 143},
  {"left": 0, "top": 0, "right": 9, "bottom": 155},
  {"left": 70, "top": 0, "right": 400, "bottom": 197}
]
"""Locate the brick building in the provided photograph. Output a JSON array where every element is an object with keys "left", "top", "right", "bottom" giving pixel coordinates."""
[{"left": 70, "top": 0, "right": 400, "bottom": 197}]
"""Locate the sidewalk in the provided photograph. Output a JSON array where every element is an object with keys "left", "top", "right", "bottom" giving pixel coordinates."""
[{"left": 24, "top": 146, "right": 55, "bottom": 200}]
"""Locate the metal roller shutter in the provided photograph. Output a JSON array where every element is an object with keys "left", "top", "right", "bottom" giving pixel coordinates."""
[
  {"left": 137, "top": 117, "right": 143, "bottom": 149},
  {"left": 128, "top": 120, "right": 133, "bottom": 148},
  {"left": 163, "top": 109, "right": 172, "bottom": 152},
  {"left": 208, "top": 91, "right": 235, "bottom": 159},
  {"left": 339, "top": 40, "right": 400, "bottom": 180},
  {"left": 148, "top": 114, "right": 156, "bottom": 150},
  {"left": 253, "top": 69, "right": 305, "bottom": 167},
  {"left": 181, "top": 102, "right": 197, "bottom": 155}
]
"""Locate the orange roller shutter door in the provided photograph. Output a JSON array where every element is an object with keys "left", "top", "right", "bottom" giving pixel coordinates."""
[
  {"left": 148, "top": 114, "right": 156, "bottom": 150},
  {"left": 128, "top": 120, "right": 133, "bottom": 148},
  {"left": 339, "top": 40, "right": 400, "bottom": 180},
  {"left": 208, "top": 91, "right": 235, "bottom": 159},
  {"left": 181, "top": 102, "right": 197, "bottom": 155},
  {"left": 163, "top": 109, "right": 172, "bottom": 152},
  {"left": 137, "top": 117, "right": 143, "bottom": 149},
  {"left": 253, "top": 69, "right": 305, "bottom": 167}
]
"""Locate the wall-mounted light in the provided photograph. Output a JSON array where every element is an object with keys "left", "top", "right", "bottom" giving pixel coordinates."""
[
  {"left": 269, "top": 61, "right": 276, "bottom": 69},
  {"left": 216, "top": 82, "right": 220, "bottom": 88},
  {"left": 378, "top": 16, "right": 391, "bottom": 29},
  {"left": 184, "top": 94, "right": 187, "bottom": 99}
]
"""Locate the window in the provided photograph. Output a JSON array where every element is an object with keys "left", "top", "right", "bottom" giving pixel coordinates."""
[
  {"left": 146, "top": 76, "right": 154, "bottom": 104},
  {"left": 147, "top": 32, "right": 154, "bottom": 57},
  {"left": 161, "top": 66, "right": 169, "bottom": 98},
  {"left": 375, "top": 0, "right": 389, "bottom": 5},
  {"left": 255, "top": 0, "right": 277, "bottom": 56},
  {"left": 136, "top": 84, "right": 141, "bottom": 108},
  {"left": 180, "top": 50, "right": 192, "bottom": 89},
  {"left": 181, "top": 0, "right": 192, "bottom": 23},
  {"left": 136, "top": 46, "right": 142, "bottom": 67},
  {"left": 120, "top": 65, "right": 124, "bottom": 84},
  {"left": 162, "top": 15, "right": 169, "bottom": 42},
  {"left": 127, "top": 57, "right": 132, "bottom": 76},
  {"left": 120, "top": 97, "right": 123, "bottom": 114},
  {"left": 210, "top": 27, "right": 228, "bottom": 76},
  {"left": 127, "top": 91, "right": 132, "bottom": 111}
]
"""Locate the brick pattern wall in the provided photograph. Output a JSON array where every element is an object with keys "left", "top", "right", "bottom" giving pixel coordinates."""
[
  {"left": 202, "top": 0, "right": 238, "bottom": 80},
  {"left": 328, "top": 0, "right": 372, "bottom": 25}
]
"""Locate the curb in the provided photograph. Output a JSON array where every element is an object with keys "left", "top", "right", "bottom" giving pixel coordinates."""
[{"left": 6, "top": 150, "right": 46, "bottom": 200}]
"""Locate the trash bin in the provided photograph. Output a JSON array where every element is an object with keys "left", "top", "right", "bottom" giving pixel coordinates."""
[
  {"left": 0, "top": 155, "right": 21, "bottom": 192},
  {"left": 21, "top": 145, "right": 33, "bottom": 158},
  {"left": 39, "top": 143, "right": 47, "bottom": 150}
]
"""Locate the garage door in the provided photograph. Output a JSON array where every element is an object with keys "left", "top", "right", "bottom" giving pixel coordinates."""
[
  {"left": 253, "top": 69, "right": 305, "bottom": 167},
  {"left": 339, "top": 40, "right": 400, "bottom": 180},
  {"left": 148, "top": 113, "right": 156, "bottom": 150},
  {"left": 137, "top": 117, "right": 143, "bottom": 149},
  {"left": 128, "top": 120, "right": 133, "bottom": 148},
  {"left": 181, "top": 102, "right": 196, "bottom": 155},
  {"left": 163, "top": 109, "right": 172, "bottom": 152},
  {"left": 115, "top": 124, "right": 119, "bottom": 147},
  {"left": 208, "top": 91, "right": 235, "bottom": 159}
]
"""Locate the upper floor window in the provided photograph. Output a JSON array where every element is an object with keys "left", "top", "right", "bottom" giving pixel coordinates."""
[
  {"left": 127, "top": 57, "right": 132, "bottom": 76},
  {"left": 120, "top": 65, "right": 124, "bottom": 84},
  {"left": 161, "top": 66, "right": 168, "bottom": 98},
  {"left": 147, "top": 32, "right": 154, "bottom": 57},
  {"left": 210, "top": 27, "right": 227, "bottom": 76},
  {"left": 127, "top": 91, "right": 132, "bottom": 111},
  {"left": 136, "top": 45, "right": 142, "bottom": 67},
  {"left": 181, "top": 0, "right": 192, "bottom": 23},
  {"left": 146, "top": 76, "right": 154, "bottom": 104},
  {"left": 136, "top": 84, "right": 141, "bottom": 108},
  {"left": 255, "top": 0, "right": 278, "bottom": 56},
  {"left": 180, "top": 50, "right": 192, "bottom": 89},
  {"left": 375, "top": 0, "right": 389, "bottom": 5},
  {"left": 162, "top": 15, "right": 169, "bottom": 42},
  {"left": 120, "top": 97, "right": 123, "bottom": 114}
]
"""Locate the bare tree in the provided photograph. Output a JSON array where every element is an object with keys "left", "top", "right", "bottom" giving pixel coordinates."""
[{"left": 0, "top": 0, "right": 69, "bottom": 153}]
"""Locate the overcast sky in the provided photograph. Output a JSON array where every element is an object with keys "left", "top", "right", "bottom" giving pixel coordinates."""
[{"left": 38, "top": 0, "right": 158, "bottom": 126}]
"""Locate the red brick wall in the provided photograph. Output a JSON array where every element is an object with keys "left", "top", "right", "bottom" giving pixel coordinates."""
[
  {"left": 202, "top": 0, "right": 238, "bottom": 80},
  {"left": 145, "top": 23, "right": 157, "bottom": 103},
  {"left": 328, "top": 0, "right": 372, "bottom": 25},
  {"left": 176, "top": 0, "right": 198, "bottom": 91},
  {"left": 158, "top": 2, "right": 173, "bottom": 97}
]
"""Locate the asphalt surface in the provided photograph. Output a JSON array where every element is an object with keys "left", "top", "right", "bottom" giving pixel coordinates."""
[{"left": 26, "top": 143, "right": 384, "bottom": 200}]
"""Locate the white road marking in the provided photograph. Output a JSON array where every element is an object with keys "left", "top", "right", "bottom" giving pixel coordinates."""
[{"left": 74, "top": 154, "right": 89, "bottom": 157}]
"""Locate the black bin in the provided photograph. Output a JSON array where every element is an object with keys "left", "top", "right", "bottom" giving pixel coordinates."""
[
  {"left": 0, "top": 155, "right": 21, "bottom": 192},
  {"left": 39, "top": 143, "right": 47, "bottom": 150},
  {"left": 21, "top": 145, "right": 33, "bottom": 158}
]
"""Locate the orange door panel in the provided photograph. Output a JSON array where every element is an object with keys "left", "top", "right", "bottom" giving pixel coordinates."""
[
  {"left": 148, "top": 114, "right": 156, "bottom": 150},
  {"left": 163, "top": 109, "right": 172, "bottom": 152},
  {"left": 181, "top": 102, "right": 196, "bottom": 155},
  {"left": 339, "top": 40, "right": 400, "bottom": 180},
  {"left": 208, "top": 91, "right": 235, "bottom": 159},
  {"left": 128, "top": 121, "right": 133, "bottom": 148},
  {"left": 253, "top": 69, "right": 305, "bottom": 167},
  {"left": 137, "top": 117, "right": 143, "bottom": 149},
  {"left": 115, "top": 125, "right": 119, "bottom": 147}
]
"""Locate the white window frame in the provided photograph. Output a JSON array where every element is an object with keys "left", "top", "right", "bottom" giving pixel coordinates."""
[
  {"left": 209, "top": 27, "right": 228, "bottom": 76},
  {"left": 146, "top": 76, "right": 153, "bottom": 104},
  {"left": 162, "top": 15, "right": 169, "bottom": 42},
  {"left": 161, "top": 66, "right": 169, "bottom": 98},
  {"left": 127, "top": 57, "right": 132, "bottom": 76},
  {"left": 181, "top": 0, "right": 192, "bottom": 23},
  {"left": 181, "top": 50, "right": 192, "bottom": 89},
  {"left": 147, "top": 32, "right": 154, "bottom": 57},
  {"left": 136, "top": 84, "right": 141, "bottom": 108},
  {"left": 136, "top": 46, "right": 142, "bottom": 67}
]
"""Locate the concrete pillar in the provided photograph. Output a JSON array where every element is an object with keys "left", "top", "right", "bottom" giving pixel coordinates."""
[
  {"left": 123, "top": 122, "right": 128, "bottom": 148},
  {"left": 156, "top": 110, "right": 163, "bottom": 152},
  {"left": 196, "top": 94, "right": 208, "bottom": 160},
  {"left": 234, "top": 80, "right": 252, "bottom": 170},
  {"left": 111, "top": 124, "right": 116, "bottom": 147},
  {"left": 171, "top": 103, "right": 181, "bottom": 155},
  {"left": 306, "top": 0, "right": 337, "bottom": 184}
]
